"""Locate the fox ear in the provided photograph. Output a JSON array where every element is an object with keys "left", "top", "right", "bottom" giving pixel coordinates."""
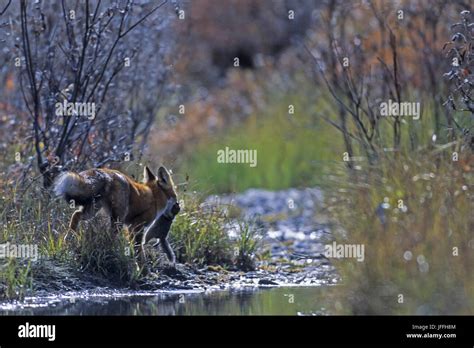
[
  {"left": 143, "top": 166, "right": 156, "bottom": 183},
  {"left": 157, "top": 166, "right": 171, "bottom": 187}
]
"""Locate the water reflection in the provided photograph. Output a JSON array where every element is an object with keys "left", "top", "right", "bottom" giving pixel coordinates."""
[{"left": 0, "top": 287, "right": 330, "bottom": 315}]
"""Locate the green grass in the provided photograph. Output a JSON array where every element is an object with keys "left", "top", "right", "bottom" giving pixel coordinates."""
[
  {"left": 0, "top": 259, "right": 32, "bottom": 299},
  {"left": 233, "top": 219, "right": 262, "bottom": 271},
  {"left": 180, "top": 92, "right": 342, "bottom": 193},
  {"left": 170, "top": 193, "right": 232, "bottom": 266},
  {"left": 71, "top": 218, "right": 140, "bottom": 284},
  {"left": 169, "top": 192, "right": 261, "bottom": 269}
]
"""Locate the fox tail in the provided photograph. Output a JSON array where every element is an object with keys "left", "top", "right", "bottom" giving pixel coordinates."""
[{"left": 53, "top": 171, "right": 106, "bottom": 205}]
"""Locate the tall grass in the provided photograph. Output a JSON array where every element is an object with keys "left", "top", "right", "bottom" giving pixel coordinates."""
[
  {"left": 0, "top": 259, "right": 32, "bottom": 299},
  {"left": 71, "top": 219, "right": 140, "bottom": 284},
  {"left": 0, "top": 187, "right": 69, "bottom": 299},
  {"left": 324, "top": 134, "right": 473, "bottom": 313},
  {"left": 170, "top": 194, "right": 232, "bottom": 266},
  {"left": 169, "top": 193, "right": 261, "bottom": 269},
  {"left": 180, "top": 91, "right": 342, "bottom": 193}
]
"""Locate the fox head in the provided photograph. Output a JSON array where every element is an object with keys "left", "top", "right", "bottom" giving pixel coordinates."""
[{"left": 143, "top": 166, "right": 180, "bottom": 215}]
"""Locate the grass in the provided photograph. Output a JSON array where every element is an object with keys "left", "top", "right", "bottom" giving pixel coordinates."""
[
  {"left": 170, "top": 193, "right": 232, "bottom": 266},
  {"left": 0, "top": 259, "right": 32, "bottom": 299},
  {"left": 310, "top": 91, "right": 474, "bottom": 314},
  {"left": 233, "top": 219, "right": 262, "bottom": 271},
  {"left": 71, "top": 218, "right": 140, "bottom": 284},
  {"left": 180, "top": 90, "right": 342, "bottom": 193},
  {"left": 169, "top": 192, "right": 261, "bottom": 269},
  {"left": 323, "top": 141, "right": 473, "bottom": 314}
]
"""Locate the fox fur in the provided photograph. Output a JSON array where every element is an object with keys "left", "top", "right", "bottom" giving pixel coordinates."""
[{"left": 54, "top": 166, "right": 179, "bottom": 261}]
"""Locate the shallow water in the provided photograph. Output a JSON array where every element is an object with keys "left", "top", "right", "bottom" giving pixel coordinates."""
[{"left": 0, "top": 286, "right": 332, "bottom": 315}]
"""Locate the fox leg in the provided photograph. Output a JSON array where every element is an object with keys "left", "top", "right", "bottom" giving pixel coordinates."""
[
  {"left": 139, "top": 227, "right": 162, "bottom": 263},
  {"left": 69, "top": 206, "right": 84, "bottom": 231},
  {"left": 136, "top": 232, "right": 149, "bottom": 267}
]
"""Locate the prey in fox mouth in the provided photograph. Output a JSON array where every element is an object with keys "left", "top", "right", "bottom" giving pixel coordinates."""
[{"left": 141, "top": 198, "right": 181, "bottom": 264}]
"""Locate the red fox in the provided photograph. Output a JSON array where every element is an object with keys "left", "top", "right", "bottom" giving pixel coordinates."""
[{"left": 53, "top": 166, "right": 180, "bottom": 261}]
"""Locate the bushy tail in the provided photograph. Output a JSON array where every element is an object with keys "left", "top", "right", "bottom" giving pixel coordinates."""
[{"left": 53, "top": 171, "right": 104, "bottom": 204}]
